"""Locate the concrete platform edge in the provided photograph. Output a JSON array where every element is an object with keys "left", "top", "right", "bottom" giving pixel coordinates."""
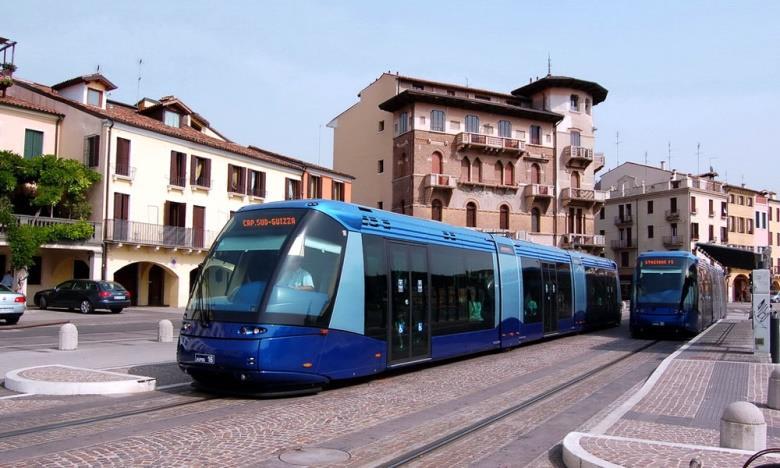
[
  {"left": 562, "top": 432, "right": 622, "bottom": 468},
  {"left": 4, "top": 364, "right": 156, "bottom": 395}
]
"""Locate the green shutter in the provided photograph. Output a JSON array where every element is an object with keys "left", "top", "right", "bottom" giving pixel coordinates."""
[{"left": 24, "top": 129, "right": 44, "bottom": 159}]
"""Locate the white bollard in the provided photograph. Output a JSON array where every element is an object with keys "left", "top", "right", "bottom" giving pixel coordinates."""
[
  {"left": 768, "top": 367, "right": 780, "bottom": 409},
  {"left": 720, "top": 401, "right": 766, "bottom": 451},
  {"left": 58, "top": 323, "right": 78, "bottom": 351},
  {"left": 158, "top": 319, "right": 173, "bottom": 343}
]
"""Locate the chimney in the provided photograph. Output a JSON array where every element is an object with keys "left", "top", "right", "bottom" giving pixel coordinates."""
[{"left": 660, "top": 161, "right": 666, "bottom": 170}]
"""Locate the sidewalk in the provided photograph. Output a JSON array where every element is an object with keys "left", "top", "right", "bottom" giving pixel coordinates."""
[{"left": 564, "top": 306, "right": 780, "bottom": 467}]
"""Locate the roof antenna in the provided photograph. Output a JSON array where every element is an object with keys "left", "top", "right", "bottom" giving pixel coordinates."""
[
  {"left": 667, "top": 141, "right": 672, "bottom": 169},
  {"left": 136, "top": 58, "right": 143, "bottom": 102},
  {"left": 547, "top": 53, "right": 551, "bottom": 76},
  {"left": 615, "top": 131, "right": 621, "bottom": 166},
  {"left": 644, "top": 151, "right": 648, "bottom": 165},
  {"left": 96, "top": 64, "right": 100, "bottom": 73},
  {"left": 465, "top": 77, "right": 469, "bottom": 88}
]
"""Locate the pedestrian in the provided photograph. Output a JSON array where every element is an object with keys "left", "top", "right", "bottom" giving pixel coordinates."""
[{"left": 1, "top": 270, "right": 12, "bottom": 288}]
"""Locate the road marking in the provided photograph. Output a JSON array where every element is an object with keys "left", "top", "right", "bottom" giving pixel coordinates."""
[
  {"left": 0, "top": 335, "right": 179, "bottom": 350},
  {"left": 156, "top": 382, "right": 192, "bottom": 390},
  {"left": 0, "top": 392, "right": 36, "bottom": 400}
]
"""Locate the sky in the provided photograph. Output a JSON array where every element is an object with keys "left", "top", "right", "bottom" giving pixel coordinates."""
[{"left": 6, "top": 1, "right": 780, "bottom": 190}]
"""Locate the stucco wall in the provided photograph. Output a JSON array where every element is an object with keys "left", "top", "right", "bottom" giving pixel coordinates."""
[{"left": 0, "top": 105, "right": 58, "bottom": 156}]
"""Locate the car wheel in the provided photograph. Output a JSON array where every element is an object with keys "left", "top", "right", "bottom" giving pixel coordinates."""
[
  {"left": 39, "top": 297, "right": 48, "bottom": 310},
  {"left": 110, "top": 307, "right": 123, "bottom": 314},
  {"left": 79, "top": 300, "right": 93, "bottom": 314}
]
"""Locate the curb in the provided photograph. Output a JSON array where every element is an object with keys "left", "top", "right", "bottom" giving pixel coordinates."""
[
  {"left": 562, "top": 433, "right": 621, "bottom": 468},
  {"left": 0, "top": 320, "right": 71, "bottom": 330},
  {"left": 4, "top": 365, "right": 156, "bottom": 395}
]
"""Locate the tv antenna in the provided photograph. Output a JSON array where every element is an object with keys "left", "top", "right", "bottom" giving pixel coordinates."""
[
  {"left": 136, "top": 58, "right": 143, "bottom": 102},
  {"left": 547, "top": 53, "right": 551, "bottom": 76},
  {"left": 615, "top": 131, "right": 622, "bottom": 166},
  {"left": 667, "top": 141, "right": 672, "bottom": 169}
]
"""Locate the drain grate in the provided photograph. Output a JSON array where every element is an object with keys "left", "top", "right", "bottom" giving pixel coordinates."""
[{"left": 279, "top": 447, "right": 351, "bottom": 466}]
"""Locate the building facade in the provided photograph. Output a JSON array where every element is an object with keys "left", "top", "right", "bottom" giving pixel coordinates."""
[
  {"left": 1, "top": 73, "right": 352, "bottom": 306},
  {"left": 329, "top": 73, "right": 608, "bottom": 251}
]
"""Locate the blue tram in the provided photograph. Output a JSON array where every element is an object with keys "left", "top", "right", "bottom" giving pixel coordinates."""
[
  {"left": 177, "top": 200, "right": 621, "bottom": 390},
  {"left": 630, "top": 251, "right": 726, "bottom": 337}
]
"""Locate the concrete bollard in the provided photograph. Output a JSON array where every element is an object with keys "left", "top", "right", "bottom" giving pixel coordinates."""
[
  {"left": 768, "top": 367, "right": 780, "bottom": 409},
  {"left": 720, "top": 401, "right": 766, "bottom": 451},
  {"left": 158, "top": 319, "right": 173, "bottom": 343},
  {"left": 58, "top": 323, "right": 78, "bottom": 351}
]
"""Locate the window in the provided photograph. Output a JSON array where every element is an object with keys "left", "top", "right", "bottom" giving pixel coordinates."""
[
  {"left": 398, "top": 153, "right": 408, "bottom": 178},
  {"left": 308, "top": 175, "right": 322, "bottom": 198},
  {"left": 472, "top": 158, "right": 482, "bottom": 182},
  {"left": 621, "top": 252, "right": 629, "bottom": 267},
  {"left": 521, "top": 257, "right": 543, "bottom": 323},
  {"left": 84, "top": 135, "right": 100, "bottom": 167},
  {"left": 691, "top": 222, "right": 699, "bottom": 240},
  {"left": 87, "top": 88, "right": 103, "bottom": 107},
  {"left": 190, "top": 155, "right": 211, "bottom": 187},
  {"left": 115, "top": 137, "right": 131, "bottom": 176},
  {"left": 670, "top": 197, "right": 677, "bottom": 213},
  {"left": 378, "top": 120, "right": 385, "bottom": 132},
  {"left": 499, "top": 204, "right": 510, "bottom": 230},
  {"left": 419, "top": 115, "right": 426, "bottom": 126},
  {"left": 332, "top": 181, "right": 345, "bottom": 201},
  {"left": 531, "top": 163, "right": 542, "bottom": 185},
  {"left": 771, "top": 208, "right": 774, "bottom": 221},
  {"left": 450, "top": 120, "right": 461, "bottom": 131},
  {"left": 164, "top": 110, "right": 181, "bottom": 128},
  {"left": 570, "top": 131, "right": 581, "bottom": 147},
  {"left": 461, "top": 157, "right": 471, "bottom": 182},
  {"left": 377, "top": 201, "right": 383, "bottom": 209},
  {"left": 515, "top": 130, "right": 526, "bottom": 140},
  {"left": 466, "top": 202, "right": 477, "bottom": 227},
  {"left": 498, "top": 120, "right": 512, "bottom": 138},
  {"left": 756, "top": 211, "right": 761, "bottom": 228},
  {"left": 23, "top": 129, "right": 44, "bottom": 159},
  {"left": 363, "top": 235, "right": 388, "bottom": 341},
  {"left": 474, "top": 94, "right": 491, "bottom": 101},
  {"left": 169, "top": 151, "right": 186, "bottom": 186},
  {"left": 763, "top": 212, "right": 767, "bottom": 229},
  {"left": 599, "top": 207, "right": 605, "bottom": 220},
  {"left": 447, "top": 90, "right": 455, "bottom": 96},
  {"left": 412, "top": 83, "right": 424, "bottom": 90},
  {"left": 531, "top": 208, "right": 541, "bottom": 233},
  {"left": 709, "top": 199, "right": 714, "bottom": 216},
  {"left": 585, "top": 98, "right": 592, "bottom": 115},
  {"left": 748, "top": 218, "right": 754, "bottom": 234},
  {"left": 722, "top": 201, "right": 728, "bottom": 216},
  {"left": 530, "top": 125, "right": 541, "bottom": 145},
  {"left": 431, "top": 199, "right": 443, "bottom": 221},
  {"left": 431, "top": 151, "right": 443, "bottom": 174},
  {"left": 504, "top": 162, "right": 514, "bottom": 186},
  {"left": 709, "top": 224, "right": 714, "bottom": 241},
  {"left": 430, "top": 110, "right": 445, "bottom": 132},
  {"left": 691, "top": 196, "right": 697, "bottom": 213},
  {"left": 483, "top": 124, "right": 494, "bottom": 135},
  {"left": 738, "top": 195, "right": 744, "bottom": 205},
  {"left": 648, "top": 225, "right": 654, "bottom": 238},
  {"left": 721, "top": 227, "right": 728, "bottom": 243},
  {"left": 671, "top": 223, "right": 678, "bottom": 236},
  {"left": 398, "top": 112, "right": 408, "bottom": 134},
  {"left": 748, "top": 197, "right": 753, "bottom": 207},
  {"left": 465, "top": 115, "right": 480, "bottom": 133},
  {"left": 227, "top": 164, "right": 246, "bottom": 194},
  {"left": 494, "top": 161, "right": 503, "bottom": 184},
  {"left": 113, "top": 192, "right": 130, "bottom": 241},
  {"left": 570, "top": 94, "right": 580, "bottom": 111},
  {"left": 285, "top": 178, "right": 301, "bottom": 200},
  {"left": 248, "top": 170, "right": 266, "bottom": 197},
  {"left": 378, "top": 160, "right": 384, "bottom": 173}
]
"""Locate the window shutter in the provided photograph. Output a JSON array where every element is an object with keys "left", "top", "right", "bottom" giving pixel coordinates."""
[
  {"left": 227, "top": 164, "right": 234, "bottom": 191},
  {"left": 170, "top": 152, "right": 177, "bottom": 185},
  {"left": 91, "top": 135, "right": 100, "bottom": 167},
  {"left": 205, "top": 159, "right": 211, "bottom": 187},
  {"left": 190, "top": 156, "right": 196, "bottom": 185},
  {"left": 84, "top": 137, "right": 91, "bottom": 165}
]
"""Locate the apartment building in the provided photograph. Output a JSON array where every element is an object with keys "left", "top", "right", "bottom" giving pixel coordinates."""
[
  {"left": 329, "top": 72, "right": 608, "bottom": 251},
  {"left": 596, "top": 162, "right": 728, "bottom": 298},
  {"left": 724, "top": 185, "right": 772, "bottom": 301},
  {"left": 1, "top": 72, "right": 352, "bottom": 306},
  {"left": 769, "top": 198, "right": 780, "bottom": 290}
]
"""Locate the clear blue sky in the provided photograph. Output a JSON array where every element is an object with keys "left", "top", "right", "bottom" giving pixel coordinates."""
[{"left": 6, "top": 1, "right": 780, "bottom": 190}]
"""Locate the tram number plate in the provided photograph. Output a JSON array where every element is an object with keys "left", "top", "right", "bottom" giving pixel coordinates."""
[
  {"left": 652, "top": 321, "right": 665, "bottom": 326},
  {"left": 195, "top": 353, "right": 215, "bottom": 364}
]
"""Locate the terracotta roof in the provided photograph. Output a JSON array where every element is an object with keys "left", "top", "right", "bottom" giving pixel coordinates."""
[
  {"left": 52, "top": 73, "right": 117, "bottom": 91},
  {"left": 511, "top": 75, "right": 608, "bottom": 105},
  {"left": 392, "top": 73, "right": 520, "bottom": 100},
  {"left": 15, "top": 79, "right": 352, "bottom": 179},
  {"left": 0, "top": 95, "right": 63, "bottom": 116},
  {"left": 247, "top": 146, "right": 354, "bottom": 180}
]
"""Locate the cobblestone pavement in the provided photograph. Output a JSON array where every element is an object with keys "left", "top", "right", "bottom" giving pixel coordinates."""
[{"left": 0, "top": 315, "right": 677, "bottom": 467}]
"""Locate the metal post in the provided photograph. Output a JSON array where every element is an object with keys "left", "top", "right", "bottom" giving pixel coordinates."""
[{"left": 772, "top": 311, "right": 780, "bottom": 364}]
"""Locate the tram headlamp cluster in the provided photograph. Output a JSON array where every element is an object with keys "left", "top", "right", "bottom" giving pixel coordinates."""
[{"left": 239, "top": 326, "right": 266, "bottom": 335}]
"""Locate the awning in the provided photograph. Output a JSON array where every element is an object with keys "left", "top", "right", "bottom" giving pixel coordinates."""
[{"left": 695, "top": 243, "right": 767, "bottom": 270}]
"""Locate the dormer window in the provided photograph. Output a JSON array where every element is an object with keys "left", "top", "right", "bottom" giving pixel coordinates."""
[
  {"left": 87, "top": 88, "right": 103, "bottom": 107},
  {"left": 164, "top": 110, "right": 181, "bottom": 128}
]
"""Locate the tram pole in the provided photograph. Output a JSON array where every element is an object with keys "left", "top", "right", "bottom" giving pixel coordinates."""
[{"left": 771, "top": 310, "right": 780, "bottom": 364}]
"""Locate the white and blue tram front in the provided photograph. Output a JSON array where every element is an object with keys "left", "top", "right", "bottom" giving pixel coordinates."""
[
  {"left": 177, "top": 206, "right": 378, "bottom": 389},
  {"left": 630, "top": 253, "right": 699, "bottom": 334}
]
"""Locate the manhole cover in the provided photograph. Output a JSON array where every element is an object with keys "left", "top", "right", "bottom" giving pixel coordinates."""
[{"left": 279, "top": 447, "right": 351, "bottom": 466}]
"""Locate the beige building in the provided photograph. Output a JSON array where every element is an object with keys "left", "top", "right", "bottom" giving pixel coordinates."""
[
  {"left": 1, "top": 72, "right": 352, "bottom": 306},
  {"left": 329, "top": 72, "right": 608, "bottom": 251},
  {"left": 724, "top": 185, "right": 772, "bottom": 301},
  {"left": 769, "top": 198, "right": 780, "bottom": 290},
  {"left": 596, "top": 162, "right": 728, "bottom": 298}
]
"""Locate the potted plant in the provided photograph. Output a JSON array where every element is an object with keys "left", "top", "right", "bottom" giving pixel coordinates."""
[
  {"left": 1, "top": 63, "right": 17, "bottom": 73},
  {"left": 0, "top": 76, "right": 12, "bottom": 88}
]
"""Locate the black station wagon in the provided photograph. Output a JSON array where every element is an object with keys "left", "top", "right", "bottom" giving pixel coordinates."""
[{"left": 35, "top": 280, "right": 131, "bottom": 314}]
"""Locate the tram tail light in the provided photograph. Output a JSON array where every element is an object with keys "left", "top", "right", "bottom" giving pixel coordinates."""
[
  {"left": 374, "top": 353, "right": 382, "bottom": 359},
  {"left": 319, "top": 329, "right": 329, "bottom": 335},
  {"left": 302, "top": 362, "right": 313, "bottom": 368}
]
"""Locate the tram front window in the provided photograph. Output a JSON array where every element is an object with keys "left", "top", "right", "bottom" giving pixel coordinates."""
[{"left": 635, "top": 257, "right": 690, "bottom": 304}]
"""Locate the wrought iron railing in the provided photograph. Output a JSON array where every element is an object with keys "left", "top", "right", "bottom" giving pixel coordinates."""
[
  {"left": 0, "top": 215, "right": 102, "bottom": 246},
  {"left": 105, "top": 219, "right": 216, "bottom": 249}
]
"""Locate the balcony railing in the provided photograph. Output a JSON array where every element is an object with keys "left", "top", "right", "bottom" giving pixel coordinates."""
[
  {"left": 665, "top": 209, "right": 681, "bottom": 221},
  {"left": 594, "top": 153, "right": 605, "bottom": 172},
  {"left": 608, "top": 175, "right": 726, "bottom": 199},
  {"left": 562, "top": 188, "right": 606, "bottom": 205},
  {"left": 0, "top": 215, "right": 102, "bottom": 246},
  {"left": 610, "top": 238, "right": 637, "bottom": 249},
  {"left": 523, "top": 184, "right": 554, "bottom": 199},
  {"left": 112, "top": 165, "right": 136, "bottom": 180},
  {"left": 563, "top": 146, "right": 594, "bottom": 168},
  {"left": 561, "top": 233, "right": 605, "bottom": 248},
  {"left": 614, "top": 215, "right": 633, "bottom": 225},
  {"left": 105, "top": 219, "right": 216, "bottom": 249},
  {"left": 423, "top": 173, "right": 457, "bottom": 189},
  {"left": 662, "top": 235, "right": 684, "bottom": 247},
  {"left": 454, "top": 132, "right": 525, "bottom": 153},
  {"left": 168, "top": 175, "right": 187, "bottom": 188}
]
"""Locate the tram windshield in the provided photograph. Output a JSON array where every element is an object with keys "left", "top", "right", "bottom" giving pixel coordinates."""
[
  {"left": 635, "top": 257, "right": 693, "bottom": 304},
  {"left": 186, "top": 208, "right": 347, "bottom": 326}
]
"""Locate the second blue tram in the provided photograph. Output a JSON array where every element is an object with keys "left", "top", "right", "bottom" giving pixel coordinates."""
[
  {"left": 177, "top": 200, "right": 621, "bottom": 391},
  {"left": 630, "top": 251, "right": 726, "bottom": 337}
]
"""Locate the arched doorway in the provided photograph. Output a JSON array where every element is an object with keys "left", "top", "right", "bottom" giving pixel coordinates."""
[
  {"left": 113, "top": 262, "right": 179, "bottom": 307},
  {"left": 431, "top": 199, "right": 443, "bottom": 221},
  {"left": 432, "top": 151, "right": 443, "bottom": 175},
  {"left": 531, "top": 163, "right": 541, "bottom": 184},
  {"left": 114, "top": 263, "right": 139, "bottom": 306},
  {"left": 148, "top": 265, "right": 165, "bottom": 306},
  {"left": 733, "top": 274, "right": 749, "bottom": 302},
  {"left": 499, "top": 204, "right": 510, "bottom": 230},
  {"left": 466, "top": 202, "right": 477, "bottom": 227},
  {"left": 73, "top": 260, "right": 89, "bottom": 279}
]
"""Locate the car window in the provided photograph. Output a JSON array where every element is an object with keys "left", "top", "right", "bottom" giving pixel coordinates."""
[
  {"left": 72, "top": 281, "right": 85, "bottom": 290},
  {"left": 57, "top": 281, "right": 74, "bottom": 290},
  {"left": 84, "top": 282, "right": 98, "bottom": 291},
  {"left": 0, "top": 284, "right": 11, "bottom": 293},
  {"left": 100, "top": 281, "right": 126, "bottom": 291}
]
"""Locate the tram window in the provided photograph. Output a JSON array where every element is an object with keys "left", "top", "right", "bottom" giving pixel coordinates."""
[
  {"left": 430, "top": 245, "right": 495, "bottom": 335},
  {"left": 363, "top": 235, "right": 388, "bottom": 341},
  {"left": 521, "top": 257, "right": 543, "bottom": 323},
  {"left": 586, "top": 268, "right": 604, "bottom": 319},
  {"left": 557, "top": 262, "right": 572, "bottom": 319}
]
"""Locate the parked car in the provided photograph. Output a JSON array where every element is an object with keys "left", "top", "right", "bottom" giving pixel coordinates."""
[
  {"left": 35, "top": 280, "right": 131, "bottom": 314},
  {"left": 0, "top": 284, "right": 26, "bottom": 324},
  {"left": 771, "top": 292, "right": 780, "bottom": 304}
]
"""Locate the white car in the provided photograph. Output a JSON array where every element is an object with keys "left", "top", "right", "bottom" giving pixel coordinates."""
[
  {"left": 0, "top": 284, "right": 26, "bottom": 325},
  {"left": 771, "top": 292, "right": 780, "bottom": 304}
]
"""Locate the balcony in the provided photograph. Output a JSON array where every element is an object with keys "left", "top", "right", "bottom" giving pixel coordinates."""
[
  {"left": 662, "top": 235, "right": 685, "bottom": 248},
  {"left": 561, "top": 188, "right": 606, "bottom": 207},
  {"left": 563, "top": 146, "right": 594, "bottom": 169},
  {"left": 614, "top": 215, "right": 633, "bottom": 226},
  {"left": 560, "top": 233, "right": 605, "bottom": 250},
  {"left": 105, "top": 219, "right": 216, "bottom": 250},
  {"left": 111, "top": 165, "right": 136, "bottom": 182},
  {"left": 665, "top": 209, "right": 681, "bottom": 221},
  {"left": 610, "top": 238, "right": 637, "bottom": 249},
  {"left": 522, "top": 151, "right": 551, "bottom": 163},
  {"left": 454, "top": 132, "right": 524, "bottom": 154},
  {"left": 0, "top": 215, "right": 102, "bottom": 247},
  {"left": 423, "top": 173, "right": 457, "bottom": 190},
  {"left": 523, "top": 184, "right": 554, "bottom": 202},
  {"left": 594, "top": 153, "right": 605, "bottom": 172}
]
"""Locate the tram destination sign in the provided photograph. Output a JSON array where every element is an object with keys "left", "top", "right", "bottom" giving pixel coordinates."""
[
  {"left": 640, "top": 258, "right": 681, "bottom": 268},
  {"left": 241, "top": 216, "right": 298, "bottom": 229}
]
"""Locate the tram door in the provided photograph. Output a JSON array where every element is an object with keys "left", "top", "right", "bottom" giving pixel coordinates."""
[
  {"left": 542, "top": 263, "right": 558, "bottom": 334},
  {"left": 388, "top": 243, "right": 430, "bottom": 364}
]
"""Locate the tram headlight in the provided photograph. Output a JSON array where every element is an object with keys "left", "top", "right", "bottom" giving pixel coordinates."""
[{"left": 239, "top": 326, "right": 266, "bottom": 336}]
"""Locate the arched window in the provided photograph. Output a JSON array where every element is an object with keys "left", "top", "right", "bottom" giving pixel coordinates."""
[
  {"left": 432, "top": 151, "right": 443, "bottom": 175},
  {"left": 500, "top": 204, "right": 510, "bottom": 230},
  {"left": 571, "top": 171, "right": 580, "bottom": 189},
  {"left": 531, "top": 208, "right": 541, "bottom": 233},
  {"left": 494, "top": 161, "right": 503, "bottom": 184},
  {"left": 398, "top": 153, "right": 408, "bottom": 178},
  {"left": 461, "top": 157, "right": 471, "bottom": 182},
  {"left": 431, "top": 199, "right": 443, "bottom": 221},
  {"left": 504, "top": 162, "right": 514, "bottom": 186},
  {"left": 473, "top": 158, "right": 482, "bottom": 182},
  {"left": 466, "top": 202, "right": 477, "bottom": 227},
  {"left": 531, "top": 163, "right": 541, "bottom": 184}
]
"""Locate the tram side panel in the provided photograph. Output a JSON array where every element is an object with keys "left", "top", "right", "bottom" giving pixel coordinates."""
[{"left": 495, "top": 237, "right": 522, "bottom": 348}]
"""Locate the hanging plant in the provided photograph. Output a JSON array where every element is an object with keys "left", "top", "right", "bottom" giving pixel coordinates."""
[
  {"left": 0, "top": 76, "right": 12, "bottom": 88},
  {"left": 1, "top": 63, "right": 17, "bottom": 73}
]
